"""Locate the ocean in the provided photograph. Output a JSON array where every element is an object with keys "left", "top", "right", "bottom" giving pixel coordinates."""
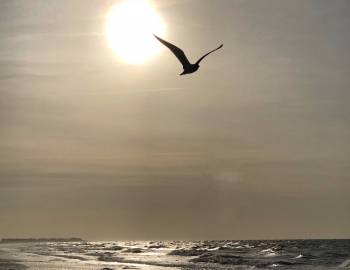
[{"left": 1, "top": 239, "right": 349, "bottom": 269}]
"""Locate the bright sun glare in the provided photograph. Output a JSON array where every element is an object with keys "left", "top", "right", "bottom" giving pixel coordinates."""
[{"left": 106, "top": 0, "right": 166, "bottom": 65}]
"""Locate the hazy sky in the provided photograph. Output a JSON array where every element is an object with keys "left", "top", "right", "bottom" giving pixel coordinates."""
[{"left": 1, "top": 0, "right": 350, "bottom": 240}]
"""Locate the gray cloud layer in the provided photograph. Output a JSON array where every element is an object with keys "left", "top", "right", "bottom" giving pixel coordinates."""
[{"left": 1, "top": 0, "right": 349, "bottom": 240}]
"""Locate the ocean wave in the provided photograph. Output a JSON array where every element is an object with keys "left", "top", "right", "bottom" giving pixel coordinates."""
[
  {"left": 189, "top": 252, "right": 244, "bottom": 264},
  {"left": 122, "top": 248, "right": 144, "bottom": 253},
  {"left": 168, "top": 248, "right": 204, "bottom": 256},
  {"left": 102, "top": 244, "right": 124, "bottom": 251},
  {"left": 340, "top": 258, "right": 350, "bottom": 268},
  {"left": 260, "top": 248, "right": 278, "bottom": 257}
]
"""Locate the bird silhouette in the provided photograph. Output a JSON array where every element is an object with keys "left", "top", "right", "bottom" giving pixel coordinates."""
[{"left": 154, "top": 34, "right": 223, "bottom": 75}]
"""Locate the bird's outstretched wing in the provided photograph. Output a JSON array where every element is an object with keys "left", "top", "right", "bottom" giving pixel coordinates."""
[
  {"left": 153, "top": 35, "right": 191, "bottom": 68},
  {"left": 195, "top": 44, "right": 223, "bottom": 65}
]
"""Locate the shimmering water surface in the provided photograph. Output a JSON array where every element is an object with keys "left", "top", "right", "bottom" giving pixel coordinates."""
[{"left": 1, "top": 240, "right": 350, "bottom": 270}]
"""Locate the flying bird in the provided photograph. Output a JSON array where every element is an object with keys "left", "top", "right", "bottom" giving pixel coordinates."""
[{"left": 154, "top": 34, "right": 223, "bottom": 75}]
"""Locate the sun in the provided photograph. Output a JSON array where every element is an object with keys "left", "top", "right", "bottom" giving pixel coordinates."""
[{"left": 105, "top": 0, "right": 166, "bottom": 65}]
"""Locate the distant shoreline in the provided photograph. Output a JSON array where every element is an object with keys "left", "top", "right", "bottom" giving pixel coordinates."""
[{"left": 0, "top": 238, "right": 84, "bottom": 243}]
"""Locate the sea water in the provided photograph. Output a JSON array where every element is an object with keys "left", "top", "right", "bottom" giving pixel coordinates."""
[{"left": 1, "top": 239, "right": 350, "bottom": 269}]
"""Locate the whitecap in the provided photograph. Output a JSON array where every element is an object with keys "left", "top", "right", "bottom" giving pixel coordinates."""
[
  {"left": 260, "top": 248, "right": 277, "bottom": 257},
  {"left": 339, "top": 258, "right": 350, "bottom": 268}
]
